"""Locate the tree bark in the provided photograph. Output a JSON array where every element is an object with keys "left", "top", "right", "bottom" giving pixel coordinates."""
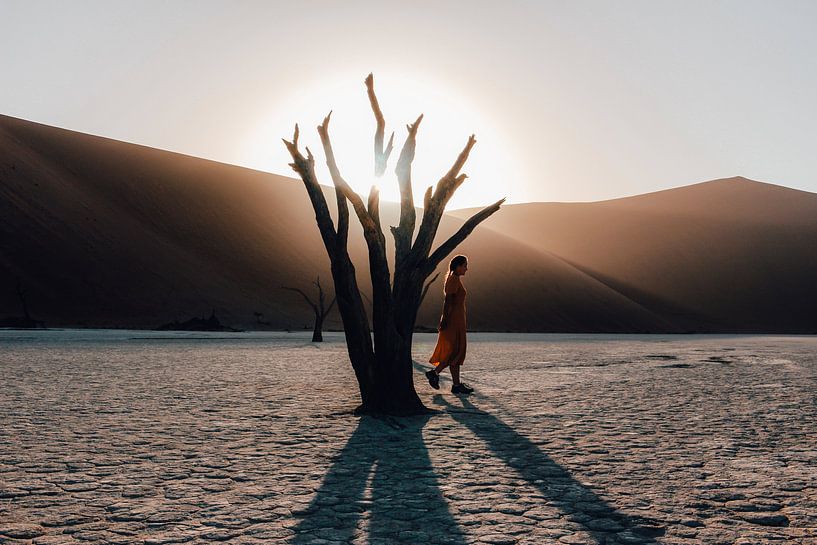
[
  {"left": 282, "top": 74, "right": 504, "bottom": 415},
  {"left": 312, "top": 315, "right": 323, "bottom": 342}
]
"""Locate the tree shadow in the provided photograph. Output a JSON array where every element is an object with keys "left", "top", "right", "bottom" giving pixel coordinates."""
[
  {"left": 433, "top": 393, "right": 666, "bottom": 544},
  {"left": 292, "top": 362, "right": 665, "bottom": 544},
  {"left": 290, "top": 413, "right": 467, "bottom": 545}
]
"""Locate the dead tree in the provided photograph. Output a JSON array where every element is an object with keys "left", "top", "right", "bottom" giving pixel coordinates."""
[
  {"left": 282, "top": 73, "right": 504, "bottom": 415},
  {"left": 360, "top": 272, "right": 438, "bottom": 325},
  {"left": 281, "top": 276, "right": 336, "bottom": 342},
  {"left": 253, "top": 311, "right": 271, "bottom": 326},
  {"left": 16, "top": 279, "right": 30, "bottom": 321}
]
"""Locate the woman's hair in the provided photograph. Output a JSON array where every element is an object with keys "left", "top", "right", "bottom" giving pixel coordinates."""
[
  {"left": 449, "top": 254, "right": 468, "bottom": 272},
  {"left": 446, "top": 255, "right": 468, "bottom": 281}
]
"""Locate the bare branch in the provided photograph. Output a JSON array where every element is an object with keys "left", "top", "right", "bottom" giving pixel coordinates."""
[
  {"left": 420, "top": 271, "right": 441, "bottom": 305},
  {"left": 395, "top": 115, "right": 423, "bottom": 178},
  {"left": 314, "top": 275, "right": 325, "bottom": 312},
  {"left": 322, "top": 296, "right": 337, "bottom": 319},
  {"left": 317, "top": 112, "right": 378, "bottom": 235},
  {"left": 452, "top": 173, "right": 468, "bottom": 194},
  {"left": 281, "top": 110, "right": 375, "bottom": 381},
  {"left": 334, "top": 174, "right": 350, "bottom": 250},
  {"left": 392, "top": 114, "right": 423, "bottom": 266},
  {"left": 365, "top": 73, "right": 394, "bottom": 176},
  {"left": 282, "top": 124, "right": 337, "bottom": 257},
  {"left": 433, "top": 135, "right": 476, "bottom": 206},
  {"left": 408, "top": 135, "right": 479, "bottom": 268},
  {"left": 367, "top": 185, "right": 382, "bottom": 233},
  {"left": 420, "top": 197, "right": 506, "bottom": 278},
  {"left": 318, "top": 111, "right": 393, "bottom": 323},
  {"left": 385, "top": 132, "right": 395, "bottom": 167},
  {"left": 280, "top": 286, "right": 319, "bottom": 315},
  {"left": 423, "top": 186, "right": 432, "bottom": 210}
]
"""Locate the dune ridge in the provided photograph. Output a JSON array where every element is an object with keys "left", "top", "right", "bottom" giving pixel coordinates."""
[
  {"left": 2, "top": 114, "right": 814, "bottom": 332},
  {"left": 450, "top": 177, "right": 817, "bottom": 333}
]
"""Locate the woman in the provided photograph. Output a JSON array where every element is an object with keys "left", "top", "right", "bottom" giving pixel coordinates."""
[{"left": 426, "top": 254, "right": 474, "bottom": 394}]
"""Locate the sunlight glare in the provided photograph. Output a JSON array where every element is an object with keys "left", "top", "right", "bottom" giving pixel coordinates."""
[{"left": 242, "top": 71, "right": 519, "bottom": 211}]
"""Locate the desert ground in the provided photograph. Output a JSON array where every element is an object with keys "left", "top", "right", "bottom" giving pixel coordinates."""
[{"left": 1, "top": 330, "right": 815, "bottom": 544}]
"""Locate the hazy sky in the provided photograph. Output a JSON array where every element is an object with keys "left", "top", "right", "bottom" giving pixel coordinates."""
[{"left": 3, "top": 0, "right": 817, "bottom": 209}]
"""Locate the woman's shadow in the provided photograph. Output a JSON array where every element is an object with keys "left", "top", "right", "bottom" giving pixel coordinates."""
[
  {"left": 290, "top": 365, "right": 664, "bottom": 544},
  {"left": 433, "top": 393, "right": 665, "bottom": 543}
]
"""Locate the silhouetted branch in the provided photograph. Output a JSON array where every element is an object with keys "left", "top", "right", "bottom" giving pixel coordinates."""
[
  {"left": 393, "top": 114, "right": 423, "bottom": 267},
  {"left": 281, "top": 286, "right": 318, "bottom": 315},
  {"left": 323, "top": 296, "right": 337, "bottom": 320},
  {"left": 317, "top": 112, "right": 378, "bottom": 235},
  {"left": 282, "top": 125, "right": 338, "bottom": 257},
  {"left": 368, "top": 185, "right": 382, "bottom": 233},
  {"left": 409, "top": 135, "right": 481, "bottom": 275},
  {"left": 421, "top": 197, "right": 506, "bottom": 277},
  {"left": 318, "top": 111, "right": 393, "bottom": 321},
  {"left": 365, "top": 73, "right": 395, "bottom": 176},
  {"left": 420, "top": 272, "right": 441, "bottom": 305}
]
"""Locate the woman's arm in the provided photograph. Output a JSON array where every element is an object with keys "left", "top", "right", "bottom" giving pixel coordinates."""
[
  {"left": 439, "top": 276, "right": 459, "bottom": 330},
  {"left": 439, "top": 293, "right": 455, "bottom": 330}
]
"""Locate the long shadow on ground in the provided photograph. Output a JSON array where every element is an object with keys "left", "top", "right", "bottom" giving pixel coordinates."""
[
  {"left": 433, "top": 392, "right": 666, "bottom": 544},
  {"left": 292, "top": 362, "right": 664, "bottom": 544},
  {"left": 290, "top": 413, "right": 467, "bottom": 545}
]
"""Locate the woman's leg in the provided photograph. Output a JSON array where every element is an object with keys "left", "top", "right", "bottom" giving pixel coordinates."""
[
  {"left": 434, "top": 361, "right": 450, "bottom": 375},
  {"left": 450, "top": 363, "right": 461, "bottom": 385}
]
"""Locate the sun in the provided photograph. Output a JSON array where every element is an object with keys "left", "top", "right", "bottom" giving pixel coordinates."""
[{"left": 242, "top": 71, "right": 518, "bottom": 211}]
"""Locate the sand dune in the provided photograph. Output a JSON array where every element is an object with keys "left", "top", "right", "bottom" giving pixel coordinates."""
[
  {"left": 0, "top": 114, "right": 667, "bottom": 332},
  {"left": 450, "top": 178, "right": 817, "bottom": 332}
]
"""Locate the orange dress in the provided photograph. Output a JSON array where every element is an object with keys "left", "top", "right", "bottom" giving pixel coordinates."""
[{"left": 429, "top": 273, "right": 467, "bottom": 366}]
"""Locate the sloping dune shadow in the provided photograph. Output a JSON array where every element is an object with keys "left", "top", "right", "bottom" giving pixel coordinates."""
[
  {"left": 434, "top": 393, "right": 666, "bottom": 544},
  {"left": 290, "top": 413, "right": 467, "bottom": 545}
]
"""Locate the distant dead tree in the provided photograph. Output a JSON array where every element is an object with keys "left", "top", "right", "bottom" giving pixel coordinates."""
[
  {"left": 281, "top": 276, "right": 336, "bottom": 342},
  {"left": 253, "top": 311, "right": 271, "bottom": 326},
  {"left": 16, "top": 279, "right": 30, "bottom": 322},
  {"left": 282, "top": 73, "right": 504, "bottom": 414},
  {"left": 2, "top": 278, "right": 45, "bottom": 328}
]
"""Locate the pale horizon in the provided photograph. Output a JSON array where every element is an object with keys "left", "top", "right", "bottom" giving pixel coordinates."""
[{"left": 3, "top": 0, "right": 817, "bottom": 209}]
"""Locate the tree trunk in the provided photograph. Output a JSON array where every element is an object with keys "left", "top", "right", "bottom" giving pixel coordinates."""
[
  {"left": 355, "top": 329, "right": 423, "bottom": 416},
  {"left": 312, "top": 316, "right": 323, "bottom": 342},
  {"left": 16, "top": 280, "right": 30, "bottom": 320},
  {"left": 282, "top": 276, "right": 336, "bottom": 343},
  {"left": 353, "top": 275, "right": 427, "bottom": 415}
]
